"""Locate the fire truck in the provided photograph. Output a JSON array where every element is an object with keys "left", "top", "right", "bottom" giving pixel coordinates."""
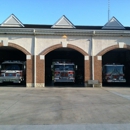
[
  {"left": 0, "top": 61, "right": 26, "bottom": 84},
  {"left": 102, "top": 64, "right": 126, "bottom": 83},
  {"left": 51, "top": 60, "right": 77, "bottom": 83}
]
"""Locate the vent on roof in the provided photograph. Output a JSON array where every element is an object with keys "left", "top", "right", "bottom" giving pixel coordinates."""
[
  {"left": 102, "top": 16, "right": 125, "bottom": 29},
  {"left": 51, "top": 15, "right": 75, "bottom": 28},
  {"left": 1, "top": 14, "right": 24, "bottom": 27}
]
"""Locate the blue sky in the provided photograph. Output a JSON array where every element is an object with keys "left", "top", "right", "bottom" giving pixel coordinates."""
[{"left": 0, "top": 0, "right": 130, "bottom": 26}]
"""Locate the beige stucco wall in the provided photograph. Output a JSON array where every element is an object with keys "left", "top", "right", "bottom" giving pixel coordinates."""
[
  {"left": 0, "top": 35, "right": 33, "bottom": 54},
  {"left": 66, "top": 36, "right": 91, "bottom": 55},
  {"left": 36, "top": 35, "right": 91, "bottom": 55},
  {"left": 1, "top": 34, "right": 130, "bottom": 57},
  {"left": 36, "top": 35, "right": 63, "bottom": 55},
  {"left": 93, "top": 36, "right": 130, "bottom": 56}
]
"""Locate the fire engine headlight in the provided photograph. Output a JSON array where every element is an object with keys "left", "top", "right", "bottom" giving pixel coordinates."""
[
  {"left": 55, "top": 74, "right": 60, "bottom": 77},
  {"left": 17, "top": 73, "right": 21, "bottom": 77},
  {"left": 0, "top": 73, "right": 4, "bottom": 77},
  {"left": 55, "top": 77, "right": 59, "bottom": 79},
  {"left": 54, "top": 72, "right": 60, "bottom": 77},
  {"left": 106, "top": 76, "right": 111, "bottom": 80},
  {"left": 69, "top": 74, "right": 73, "bottom": 77},
  {"left": 119, "top": 76, "right": 123, "bottom": 80}
]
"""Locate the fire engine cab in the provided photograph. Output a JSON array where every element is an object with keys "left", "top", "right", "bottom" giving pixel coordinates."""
[
  {"left": 0, "top": 61, "right": 26, "bottom": 84},
  {"left": 102, "top": 64, "right": 126, "bottom": 83},
  {"left": 51, "top": 60, "right": 77, "bottom": 83}
]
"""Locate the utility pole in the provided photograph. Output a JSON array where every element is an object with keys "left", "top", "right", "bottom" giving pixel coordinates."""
[{"left": 108, "top": 0, "right": 110, "bottom": 21}]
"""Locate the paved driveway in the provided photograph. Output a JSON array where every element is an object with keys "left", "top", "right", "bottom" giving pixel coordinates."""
[{"left": 0, "top": 87, "right": 130, "bottom": 129}]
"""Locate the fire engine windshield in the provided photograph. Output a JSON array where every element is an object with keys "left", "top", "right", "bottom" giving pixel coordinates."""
[
  {"left": 1, "top": 64, "right": 22, "bottom": 70},
  {"left": 54, "top": 65, "right": 74, "bottom": 71},
  {"left": 64, "top": 65, "right": 74, "bottom": 70},
  {"left": 105, "top": 65, "right": 124, "bottom": 75}
]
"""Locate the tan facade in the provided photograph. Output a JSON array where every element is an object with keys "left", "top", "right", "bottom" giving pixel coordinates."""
[
  {"left": 0, "top": 34, "right": 130, "bottom": 87},
  {"left": 0, "top": 14, "right": 130, "bottom": 87}
]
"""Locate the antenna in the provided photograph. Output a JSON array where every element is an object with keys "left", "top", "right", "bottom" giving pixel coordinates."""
[{"left": 108, "top": 0, "right": 110, "bottom": 21}]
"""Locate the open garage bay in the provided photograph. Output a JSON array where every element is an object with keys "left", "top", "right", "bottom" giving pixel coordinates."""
[
  {"left": 0, "top": 47, "right": 26, "bottom": 87},
  {"left": 45, "top": 48, "right": 84, "bottom": 87},
  {"left": 102, "top": 48, "right": 130, "bottom": 87}
]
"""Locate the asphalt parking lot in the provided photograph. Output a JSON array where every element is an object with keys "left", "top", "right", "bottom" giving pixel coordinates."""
[{"left": 0, "top": 86, "right": 130, "bottom": 130}]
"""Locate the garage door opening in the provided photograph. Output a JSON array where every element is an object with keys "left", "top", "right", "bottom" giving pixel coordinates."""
[
  {"left": 0, "top": 46, "right": 26, "bottom": 87},
  {"left": 45, "top": 48, "right": 84, "bottom": 87},
  {"left": 102, "top": 48, "right": 130, "bottom": 87}
]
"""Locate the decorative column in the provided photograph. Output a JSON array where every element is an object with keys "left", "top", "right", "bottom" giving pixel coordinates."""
[
  {"left": 84, "top": 55, "right": 91, "bottom": 87},
  {"left": 36, "top": 55, "right": 45, "bottom": 87},
  {"left": 94, "top": 56, "right": 102, "bottom": 87},
  {"left": 26, "top": 55, "right": 34, "bottom": 87}
]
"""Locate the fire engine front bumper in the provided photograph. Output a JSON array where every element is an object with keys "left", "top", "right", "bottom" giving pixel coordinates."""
[
  {"left": 107, "top": 79, "right": 126, "bottom": 83},
  {"left": 54, "top": 78, "right": 75, "bottom": 83},
  {"left": 0, "top": 77, "right": 23, "bottom": 83}
]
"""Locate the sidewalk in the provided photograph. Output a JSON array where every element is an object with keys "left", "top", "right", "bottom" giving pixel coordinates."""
[{"left": 0, "top": 87, "right": 130, "bottom": 129}]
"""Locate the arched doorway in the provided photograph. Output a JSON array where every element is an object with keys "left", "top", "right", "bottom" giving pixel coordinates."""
[
  {"left": 37, "top": 44, "right": 90, "bottom": 87},
  {"left": 97, "top": 44, "right": 130, "bottom": 87},
  {"left": 0, "top": 42, "right": 32, "bottom": 87},
  {"left": 45, "top": 47, "right": 84, "bottom": 86}
]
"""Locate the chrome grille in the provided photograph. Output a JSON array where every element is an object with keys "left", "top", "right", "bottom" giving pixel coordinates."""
[
  {"left": 5, "top": 73, "right": 16, "bottom": 76},
  {"left": 60, "top": 72, "right": 68, "bottom": 77}
]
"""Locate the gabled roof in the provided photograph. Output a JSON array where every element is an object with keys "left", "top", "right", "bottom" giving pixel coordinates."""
[
  {"left": 51, "top": 15, "right": 75, "bottom": 28},
  {"left": 102, "top": 16, "right": 125, "bottom": 29},
  {"left": 1, "top": 14, "right": 24, "bottom": 27}
]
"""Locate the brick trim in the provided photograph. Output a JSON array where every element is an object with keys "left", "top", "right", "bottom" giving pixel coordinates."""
[
  {"left": 67, "top": 44, "right": 88, "bottom": 56},
  {"left": 39, "top": 44, "right": 89, "bottom": 56},
  {"left": 94, "top": 56, "right": 102, "bottom": 83},
  {"left": 96, "top": 45, "right": 119, "bottom": 56},
  {"left": 0, "top": 42, "right": 30, "bottom": 55},
  {"left": 26, "top": 56, "right": 34, "bottom": 86},
  {"left": 39, "top": 44, "right": 62, "bottom": 55},
  {"left": 36, "top": 55, "right": 45, "bottom": 83},
  {"left": 124, "top": 44, "right": 130, "bottom": 49},
  {"left": 85, "top": 58, "right": 91, "bottom": 82},
  {"left": 0, "top": 43, "right": 3, "bottom": 46},
  {"left": 8, "top": 42, "right": 31, "bottom": 55}
]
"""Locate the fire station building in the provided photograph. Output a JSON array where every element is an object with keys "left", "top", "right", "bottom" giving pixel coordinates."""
[{"left": 0, "top": 14, "right": 130, "bottom": 87}]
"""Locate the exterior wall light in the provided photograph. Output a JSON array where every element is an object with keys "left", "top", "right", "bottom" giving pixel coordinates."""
[{"left": 62, "top": 35, "right": 67, "bottom": 39}]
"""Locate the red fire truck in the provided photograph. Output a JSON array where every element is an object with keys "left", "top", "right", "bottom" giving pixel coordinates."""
[
  {"left": 102, "top": 64, "right": 126, "bottom": 83},
  {"left": 0, "top": 61, "right": 26, "bottom": 84},
  {"left": 51, "top": 60, "right": 77, "bottom": 83}
]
